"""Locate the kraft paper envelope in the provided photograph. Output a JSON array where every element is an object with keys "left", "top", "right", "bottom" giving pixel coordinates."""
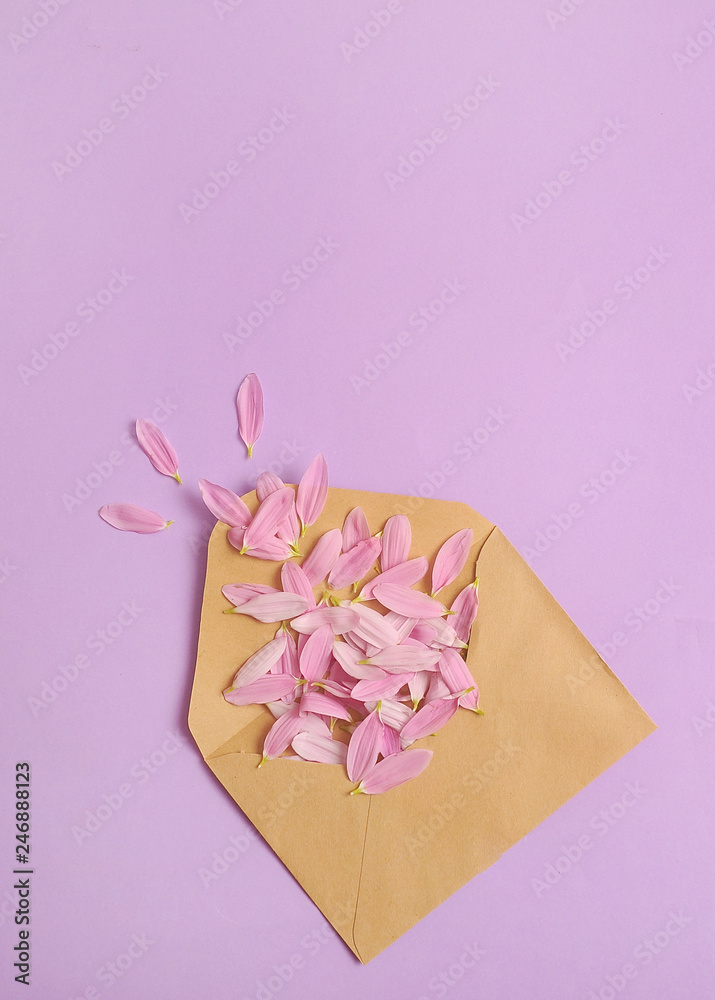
[{"left": 188, "top": 487, "right": 656, "bottom": 963}]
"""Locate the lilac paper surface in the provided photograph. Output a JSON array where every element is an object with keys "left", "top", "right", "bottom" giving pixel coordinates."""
[{"left": 1, "top": 0, "right": 714, "bottom": 996}]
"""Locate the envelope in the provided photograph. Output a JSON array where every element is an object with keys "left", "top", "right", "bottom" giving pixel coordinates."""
[{"left": 188, "top": 487, "right": 656, "bottom": 963}]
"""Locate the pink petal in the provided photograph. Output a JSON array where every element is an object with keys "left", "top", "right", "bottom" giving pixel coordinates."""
[
  {"left": 292, "top": 732, "right": 347, "bottom": 764},
  {"left": 408, "top": 671, "right": 429, "bottom": 707},
  {"left": 301, "top": 528, "right": 342, "bottom": 586},
  {"left": 280, "top": 563, "right": 316, "bottom": 608},
  {"left": 291, "top": 606, "right": 359, "bottom": 635},
  {"left": 256, "top": 473, "right": 300, "bottom": 546},
  {"left": 236, "top": 373, "right": 264, "bottom": 458},
  {"left": 135, "top": 419, "right": 181, "bottom": 482},
  {"left": 273, "top": 630, "right": 300, "bottom": 703},
  {"left": 346, "top": 604, "right": 401, "bottom": 649},
  {"left": 299, "top": 688, "right": 352, "bottom": 720},
  {"left": 262, "top": 707, "right": 305, "bottom": 762},
  {"left": 332, "top": 641, "right": 384, "bottom": 680},
  {"left": 415, "top": 617, "right": 466, "bottom": 650},
  {"left": 450, "top": 578, "right": 479, "bottom": 643},
  {"left": 296, "top": 453, "right": 328, "bottom": 534},
  {"left": 312, "top": 678, "right": 354, "bottom": 699},
  {"left": 241, "top": 487, "right": 294, "bottom": 551},
  {"left": 430, "top": 528, "right": 473, "bottom": 596},
  {"left": 199, "top": 479, "right": 253, "bottom": 528},
  {"left": 351, "top": 748, "right": 432, "bottom": 795},
  {"left": 364, "top": 644, "right": 441, "bottom": 672},
  {"left": 400, "top": 697, "right": 458, "bottom": 743},
  {"left": 351, "top": 673, "right": 409, "bottom": 702},
  {"left": 425, "top": 673, "right": 451, "bottom": 703},
  {"left": 438, "top": 646, "right": 477, "bottom": 694},
  {"left": 227, "top": 529, "right": 292, "bottom": 561},
  {"left": 298, "top": 624, "right": 334, "bottom": 681},
  {"left": 359, "top": 557, "right": 428, "bottom": 600},
  {"left": 328, "top": 537, "right": 381, "bottom": 590},
  {"left": 346, "top": 709, "right": 384, "bottom": 782},
  {"left": 342, "top": 507, "right": 370, "bottom": 552},
  {"left": 228, "top": 635, "right": 287, "bottom": 690},
  {"left": 381, "top": 515, "right": 411, "bottom": 570},
  {"left": 256, "top": 471, "right": 285, "bottom": 501},
  {"left": 226, "top": 592, "right": 309, "bottom": 623},
  {"left": 98, "top": 503, "right": 171, "bottom": 533},
  {"left": 372, "top": 584, "right": 447, "bottom": 620},
  {"left": 224, "top": 673, "right": 296, "bottom": 705},
  {"left": 381, "top": 726, "right": 401, "bottom": 757},
  {"left": 376, "top": 699, "right": 415, "bottom": 730},
  {"left": 458, "top": 686, "right": 480, "bottom": 711},
  {"left": 221, "top": 583, "right": 278, "bottom": 607},
  {"left": 383, "top": 611, "right": 419, "bottom": 643}
]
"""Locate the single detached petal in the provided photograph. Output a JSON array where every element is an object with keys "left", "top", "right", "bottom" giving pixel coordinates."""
[
  {"left": 333, "top": 641, "right": 384, "bottom": 680},
  {"left": 241, "top": 487, "right": 294, "bottom": 551},
  {"left": 256, "top": 473, "right": 300, "bottom": 546},
  {"left": 256, "top": 471, "right": 285, "bottom": 501},
  {"left": 228, "top": 635, "right": 287, "bottom": 690},
  {"left": 296, "top": 453, "right": 328, "bottom": 534},
  {"left": 381, "top": 515, "right": 411, "bottom": 570},
  {"left": 292, "top": 732, "right": 348, "bottom": 764},
  {"left": 135, "top": 419, "right": 181, "bottom": 482},
  {"left": 262, "top": 707, "right": 304, "bottom": 762},
  {"left": 224, "top": 673, "right": 296, "bottom": 705},
  {"left": 280, "top": 563, "right": 316, "bottom": 608},
  {"left": 438, "top": 646, "right": 477, "bottom": 694},
  {"left": 408, "top": 671, "right": 429, "bottom": 708},
  {"left": 364, "top": 644, "right": 441, "bottom": 673},
  {"left": 299, "top": 688, "right": 352, "bottom": 720},
  {"left": 328, "top": 537, "right": 381, "bottom": 590},
  {"left": 227, "top": 529, "right": 292, "bottom": 561},
  {"left": 198, "top": 479, "right": 253, "bottom": 528},
  {"left": 381, "top": 725, "right": 401, "bottom": 757},
  {"left": 424, "top": 673, "right": 451, "bottom": 704},
  {"left": 298, "top": 624, "right": 334, "bottom": 681},
  {"left": 301, "top": 528, "right": 342, "bottom": 586},
  {"left": 342, "top": 507, "right": 370, "bottom": 552},
  {"left": 376, "top": 699, "right": 414, "bottom": 730},
  {"left": 351, "top": 748, "right": 432, "bottom": 795},
  {"left": 98, "top": 503, "right": 171, "bottom": 533},
  {"left": 414, "top": 618, "right": 466, "bottom": 650},
  {"left": 291, "top": 606, "right": 359, "bottom": 635},
  {"left": 236, "top": 373, "right": 264, "bottom": 458},
  {"left": 359, "top": 557, "right": 428, "bottom": 600},
  {"left": 346, "top": 603, "right": 401, "bottom": 649},
  {"left": 382, "top": 611, "right": 419, "bottom": 643},
  {"left": 400, "top": 697, "right": 458, "bottom": 742},
  {"left": 346, "top": 709, "right": 384, "bottom": 782},
  {"left": 450, "top": 578, "right": 479, "bottom": 643},
  {"left": 351, "top": 673, "right": 409, "bottom": 703},
  {"left": 226, "top": 592, "right": 309, "bottom": 623},
  {"left": 373, "top": 584, "right": 447, "bottom": 619},
  {"left": 430, "top": 528, "right": 473, "bottom": 596},
  {"left": 273, "top": 630, "right": 300, "bottom": 703},
  {"left": 222, "top": 583, "right": 278, "bottom": 607}
]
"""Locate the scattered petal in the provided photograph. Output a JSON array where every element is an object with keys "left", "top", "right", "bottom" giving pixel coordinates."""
[
  {"left": 381, "top": 725, "right": 401, "bottom": 757},
  {"left": 226, "top": 592, "right": 309, "bottom": 623},
  {"left": 328, "top": 537, "right": 381, "bottom": 590},
  {"left": 450, "top": 578, "right": 479, "bottom": 643},
  {"left": 99, "top": 503, "right": 171, "bottom": 534},
  {"left": 296, "top": 454, "right": 328, "bottom": 534},
  {"left": 364, "top": 644, "right": 441, "bottom": 672},
  {"left": 228, "top": 635, "right": 288, "bottom": 690},
  {"left": 237, "top": 373, "right": 264, "bottom": 458},
  {"left": 431, "top": 528, "right": 473, "bottom": 596},
  {"left": 256, "top": 471, "right": 285, "bottom": 502},
  {"left": 376, "top": 699, "right": 414, "bottom": 730},
  {"left": 224, "top": 673, "right": 296, "bottom": 705},
  {"left": 359, "top": 557, "right": 428, "bottom": 600},
  {"left": 438, "top": 646, "right": 477, "bottom": 694},
  {"left": 381, "top": 515, "right": 411, "bottom": 570},
  {"left": 342, "top": 507, "right": 370, "bottom": 552},
  {"left": 135, "top": 419, "right": 181, "bottom": 482},
  {"left": 222, "top": 583, "right": 279, "bottom": 606},
  {"left": 227, "top": 529, "right": 292, "bottom": 561},
  {"left": 241, "top": 487, "right": 294, "bottom": 552},
  {"left": 372, "top": 583, "right": 447, "bottom": 620},
  {"left": 351, "top": 673, "right": 409, "bottom": 702},
  {"left": 199, "top": 479, "right": 253, "bottom": 528},
  {"left": 346, "top": 709, "right": 384, "bottom": 782},
  {"left": 298, "top": 624, "right": 334, "bottom": 681},
  {"left": 281, "top": 563, "right": 316, "bottom": 608},
  {"left": 292, "top": 732, "right": 348, "bottom": 764},
  {"left": 291, "top": 606, "right": 359, "bottom": 635},
  {"left": 351, "top": 748, "right": 432, "bottom": 795},
  {"left": 256, "top": 473, "right": 300, "bottom": 546},
  {"left": 332, "top": 641, "right": 384, "bottom": 680},
  {"left": 301, "top": 528, "right": 342, "bottom": 586},
  {"left": 299, "top": 688, "right": 352, "bottom": 720},
  {"left": 347, "top": 603, "right": 401, "bottom": 649},
  {"left": 262, "top": 707, "right": 305, "bottom": 763},
  {"left": 400, "top": 697, "right": 458, "bottom": 743}
]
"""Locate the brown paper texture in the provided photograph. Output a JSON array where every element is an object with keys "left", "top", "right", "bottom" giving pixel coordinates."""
[{"left": 188, "top": 487, "right": 656, "bottom": 963}]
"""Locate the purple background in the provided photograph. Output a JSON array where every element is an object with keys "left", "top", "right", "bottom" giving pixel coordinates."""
[{"left": 2, "top": 0, "right": 714, "bottom": 996}]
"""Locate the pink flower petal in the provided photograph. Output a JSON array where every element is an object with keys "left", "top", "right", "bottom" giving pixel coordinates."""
[
  {"left": 135, "top": 419, "right": 181, "bottom": 483},
  {"left": 227, "top": 529, "right": 292, "bottom": 561},
  {"left": 228, "top": 635, "right": 287, "bottom": 690},
  {"left": 199, "top": 479, "right": 253, "bottom": 528},
  {"left": 351, "top": 673, "right": 409, "bottom": 702},
  {"left": 256, "top": 471, "right": 284, "bottom": 501},
  {"left": 372, "top": 583, "right": 447, "bottom": 619},
  {"left": 430, "top": 528, "right": 473, "bottom": 596},
  {"left": 381, "top": 725, "right": 401, "bottom": 757},
  {"left": 224, "top": 673, "right": 296, "bottom": 705},
  {"left": 241, "top": 487, "right": 294, "bottom": 552},
  {"left": 400, "top": 697, "right": 458, "bottom": 743},
  {"left": 342, "top": 507, "right": 370, "bottom": 552},
  {"left": 222, "top": 583, "right": 279, "bottom": 606},
  {"left": 364, "top": 644, "right": 441, "bottom": 672},
  {"left": 262, "top": 706, "right": 305, "bottom": 762},
  {"left": 299, "top": 688, "right": 352, "bottom": 720},
  {"left": 273, "top": 629, "right": 300, "bottom": 702},
  {"left": 414, "top": 617, "right": 466, "bottom": 649},
  {"left": 351, "top": 748, "right": 432, "bottom": 795},
  {"left": 424, "top": 673, "right": 451, "bottom": 703},
  {"left": 346, "top": 708, "right": 384, "bottom": 782},
  {"left": 376, "top": 699, "right": 415, "bottom": 730},
  {"left": 280, "top": 563, "right": 316, "bottom": 608},
  {"left": 296, "top": 453, "right": 328, "bottom": 534},
  {"left": 290, "top": 606, "right": 359, "bottom": 635},
  {"left": 450, "top": 578, "right": 479, "bottom": 643},
  {"left": 226, "top": 592, "right": 309, "bottom": 623},
  {"left": 236, "top": 373, "right": 264, "bottom": 458},
  {"left": 346, "top": 603, "right": 401, "bottom": 649},
  {"left": 407, "top": 671, "right": 429, "bottom": 707},
  {"left": 438, "top": 646, "right": 477, "bottom": 695},
  {"left": 256, "top": 473, "right": 300, "bottom": 546},
  {"left": 328, "top": 537, "right": 381, "bottom": 590},
  {"left": 359, "top": 556, "right": 428, "bottom": 600},
  {"left": 383, "top": 611, "right": 419, "bottom": 643},
  {"left": 332, "top": 641, "right": 384, "bottom": 680},
  {"left": 292, "top": 732, "right": 347, "bottom": 764},
  {"left": 98, "top": 503, "right": 171, "bottom": 533},
  {"left": 300, "top": 528, "right": 343, "bottom": 586},
  {"left": 298, "top": 624, "right": 334, "bottom": 681},
  {"left": 381, "top": 515, "right": 411, "bottom": 570}
]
